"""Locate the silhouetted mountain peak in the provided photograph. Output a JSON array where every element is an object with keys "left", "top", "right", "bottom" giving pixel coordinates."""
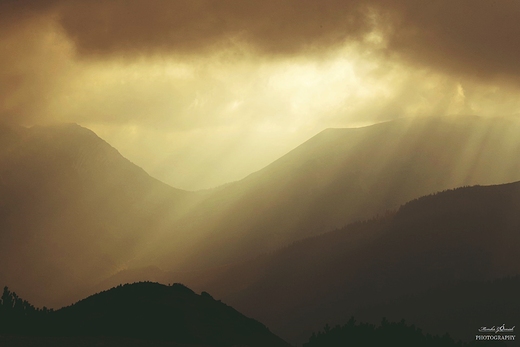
[
  {"left": 52, "top": 282, "right": 290, "bottom": 347},
  {"left": 26, "top": 123, "right": 130, "bottom": 168},
  {"left": 29, "top": 122, "right": 106, "bottom": 144},
  {"left": 0, "top": 282, "right": 290, "bottom": 347}
]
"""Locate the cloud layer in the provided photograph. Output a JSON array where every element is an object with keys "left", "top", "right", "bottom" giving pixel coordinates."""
[
  {"left": 2, "top": 1, "right": 520, "bottom": 189},
  {"left": 2, "top": 0, "right": 517, "bottom": 81}
]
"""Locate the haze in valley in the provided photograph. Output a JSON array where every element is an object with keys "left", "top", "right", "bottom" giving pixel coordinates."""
[
  {"left": 2, "top": 0, "right": 520, "bottom": 190},
  {"left": 2, "top": 2, "right": 520, "bottom": 346}
]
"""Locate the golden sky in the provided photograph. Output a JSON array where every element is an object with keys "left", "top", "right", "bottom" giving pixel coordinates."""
[{"left": 2, "top": 0, "right": 520, "bottom": 190}]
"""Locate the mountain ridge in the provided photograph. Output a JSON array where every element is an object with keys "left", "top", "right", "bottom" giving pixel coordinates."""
[
  {"left": 154, "top": 115, "right": 520, "bottom": 271},
  {"left": 4, "top": 115, "right": 520, "bottom": 309},
  {"left": 0, "top": 281, "right": 290, "bottom": 347},
  {"left": 0, "top": 123, "right": 200, "bottom": 307},
  {"left": 185, "top": 180, "right": 520, "bottom": 343}
]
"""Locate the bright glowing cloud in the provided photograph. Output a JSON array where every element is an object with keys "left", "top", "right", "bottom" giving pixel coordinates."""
[{"left": 2, "top": 1, "right": 520, "bottom": 190}]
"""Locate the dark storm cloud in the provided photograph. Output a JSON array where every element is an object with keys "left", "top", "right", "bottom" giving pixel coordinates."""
[
  {"left": 0, "top": 2, "right": 67, "bottom": 125},
  {"left": 2, "top": 1, "right": 520, "bottom": 80},
  {"left": 380, "top": 0, "right": 520, "bottom": 81},
  {"left": 0, "top": 0, "right": 58, "bottom": 32},
  {"left": 2, "top": 0, "right": 520, "bottom": 127},
  {"left": 55, "top": 0, "right": 369, "bottom": 56},
  {"left": 54, "top": 0, "right": 520, "bottom": 82}
]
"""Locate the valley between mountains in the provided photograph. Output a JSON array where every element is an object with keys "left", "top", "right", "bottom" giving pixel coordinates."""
[{"left": 1, "top": 115, "right": 520, "bottom": 345}]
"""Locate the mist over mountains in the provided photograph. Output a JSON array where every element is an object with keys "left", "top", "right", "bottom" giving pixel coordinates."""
[
  {"left": 162, "top": 115, "right": 520, "bottom": 270},
  {"left": 4, "top": 1, "right": 520, "bottom": 345},
  {"left": 1, "top": 115, "right": 520, "bottom": 345},
  {"left": 2, "top": 116, "right": 520, "bottom": 306},
  {"left": 0, "top": 123, "right": 201, "bottom": 306},
  {"left": 194, "top": 181, "right": 520, "bottom": 342}
]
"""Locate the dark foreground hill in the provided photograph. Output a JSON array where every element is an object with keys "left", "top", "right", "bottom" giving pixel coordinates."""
[
  {"left": 190, "top": 181, "right": 520, "bottom": 343},
  {"left": 354, "top": 276, "right": 520, "bottom": 346},
  {"left": 304, "top": 316, "right": 510, "bottom": 347},
  {"left": 0, "top": 282, "right": 290, "bottom": 347}
]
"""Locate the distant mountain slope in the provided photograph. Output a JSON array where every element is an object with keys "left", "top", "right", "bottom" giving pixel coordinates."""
[
  {"left": 156, "top": 116, "right": 520, "bottom": 270},
  {"left": 5, "top": 116, "right": 520, "bottom": 309},
  {"left": 0, "top": 123, "right": 202, "bottom": 307},
  {"left": 191, "top": 180, "right": 520, "bottom": 343},
  {"left": 0, "top": 282, "right": 290, "bottom": 347}
]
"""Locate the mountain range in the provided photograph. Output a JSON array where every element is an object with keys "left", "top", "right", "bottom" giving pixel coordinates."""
[
  {"left": 152, "top": 115, "right": 520, "bottom": 271},
  {"left": 189, "top": 181, "right": 520, "bottom": 343},
  {"left": 1, "top": 115, "right": 520, "bottom": 345},
  {"left": 85, "top": 154, "right": 520, "bottom": 343},
  {"left": 0, "top": 123, "right": 201, "bottom": 306}
]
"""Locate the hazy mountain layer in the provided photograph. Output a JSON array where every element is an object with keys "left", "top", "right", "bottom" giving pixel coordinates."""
[
  {"left": 187, "top": 181, "right": 520, "bottom": 343},
  {"left": 154, "top": 116, "right": 520, "bottom": 270},
  {"left": 4, "top": 116, "right": 520, "bottom": 309},
  {"left": 0, "top": 123, "right": 202, "bottom": 307}
]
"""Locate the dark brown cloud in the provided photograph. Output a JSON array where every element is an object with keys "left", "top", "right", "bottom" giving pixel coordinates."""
[
  {"left": 380, "top": 0, "right": 520, "bottom": 81},
  {"left": 2, "top": 0, "right": 520, "bottom": 128},
  {"left": 0, "top": 5, "right": 70, "bottom": 125},
  {"left": 0, "top": 0, "right": 59, "bottom": 33},
  {"left": 56, "top": 0, "right": 370, "bottom": 57},
  {"left": 2, "top": 1, "right": 520, "bottom": 81},
  {"left": 56, "top": 1, "right": 520, "bottom": 82}
]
